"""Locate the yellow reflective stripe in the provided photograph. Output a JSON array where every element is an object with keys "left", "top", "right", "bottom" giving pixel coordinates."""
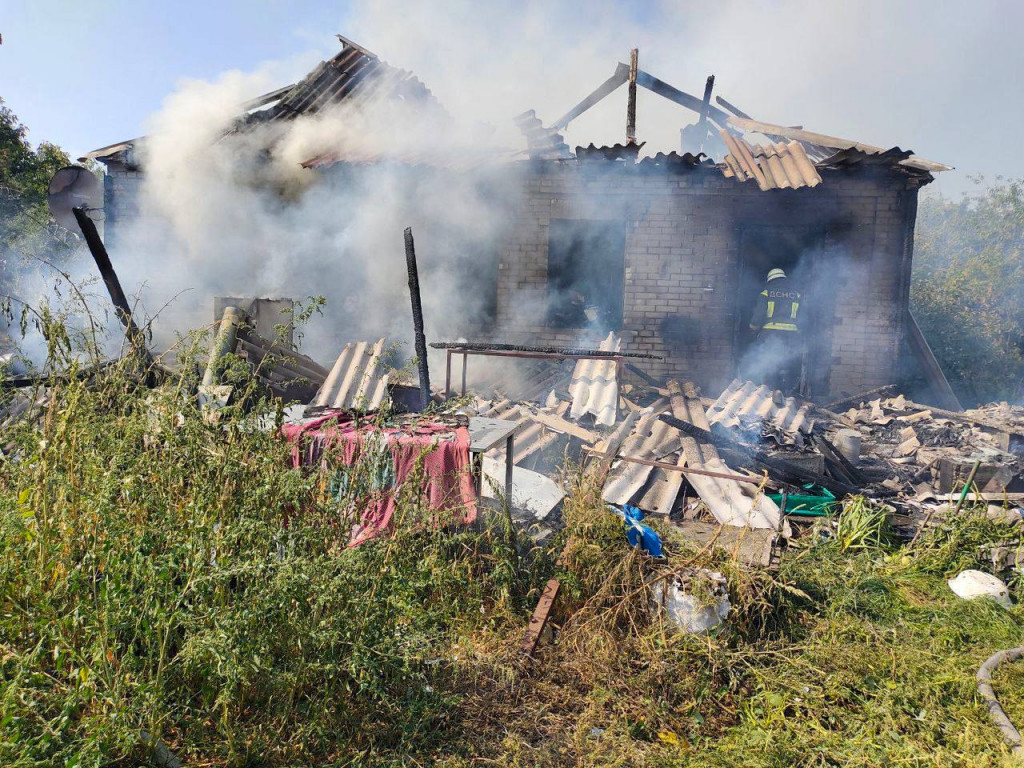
[
  {"left": 790, "top": 301, "right": 799, "bottom": 319},
  {"left": 763, "top": 322, "right": 798, "bottom": 331},
  {"left": 767, "top": 301, "right": 775, "bottom": 318},
  {"left": 760, "top": 290, "right": 768, "bottom": 296}
]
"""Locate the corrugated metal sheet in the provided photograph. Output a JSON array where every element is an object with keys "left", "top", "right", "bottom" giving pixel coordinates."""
[
  {"left": 513, "top": 110, "right": 572, "bottom": 160},
  {"left": 671, "top": 381, "right": 781, "bottom": 530},
  {"left": 490, "top": 359, "right": 575, "bottom": 404},
  {"left": 89, "top": 39, "right": 442, "bottom": 166},
  {"left": 300, "top": 146, "right": 511, "bottom": 172},
  {"left": 475, "top": 399, "right": 569, "bottom": 468},
  {"left": 724, "top": 115, "right": 951, "bottom": 173},
  {"left": 637, "top": 151, "right": 711, "bottom": 171},
  {"left": 233, "top": 326, "right": 330, "bottom": 404},
  {"left": 261, "top": 43, "right": 439, "bottom": 123},
  {"left": 818, "top": 146, "right": 915, "bottom": 169},
  {"left": 575, "top": 142, "right": 645, "bottom": 164},
  {"left": 707, "top": 380, "right": 816, "bottom": 442},
  {"left": 720, "top": 131, "right": 822, "bottom": 190},
  {"left": 569, "top": 332, "right": 620, "bottom": 427},
  {"left": 314, "top": 338, "right": 390, "bottom": 411},
  {"left": 602, "top": 399, "right": 679, "bottom": 506}
]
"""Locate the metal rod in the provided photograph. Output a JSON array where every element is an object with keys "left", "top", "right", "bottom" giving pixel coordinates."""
[
  {"left": 461, "top": 351, "right": 468, "bottom": 397},
  {"left": 403, "top": 227, "right": 431, "bottom": 410},
  {"left": 72, "top": 207, "right": 148, "bottom": 358},
  {"left": 626, "top": 48, "right": 638, "bottom": 142},
  {"left": 444, "top": 350, "right": 452, "bottom": 399},
  {"left": 430, "top": 341, "right": 661, "bottom": 359},
  {"left": 583, "top": 447, "right": 766, "bottom": 486}
]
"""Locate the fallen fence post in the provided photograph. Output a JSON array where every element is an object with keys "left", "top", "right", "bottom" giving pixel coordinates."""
[{"left": 404, "top": 227, "right": 431, "bottom": 410}]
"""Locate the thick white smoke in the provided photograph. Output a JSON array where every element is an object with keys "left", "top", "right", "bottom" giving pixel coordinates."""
[{"left": 111, "top": 57, "right": 523, "bottom": 365}]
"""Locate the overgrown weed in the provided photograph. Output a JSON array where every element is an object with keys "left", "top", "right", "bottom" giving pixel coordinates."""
[{"left": 2, "top": 318, "right": 1023, "bottom": 765}]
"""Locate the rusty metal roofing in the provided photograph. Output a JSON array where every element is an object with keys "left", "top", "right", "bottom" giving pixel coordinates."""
[
  {"left": 313, "top": 338, "right": 390, "bottom": 411},
  {"left": 707, "top": 380, "right": 816, "bottom": 443},
  {"left": 569, "top": 332, "right": 621, "bottom": 427},
  {"left": 720, "top": 131, "right": 822, "bottom": 190}
]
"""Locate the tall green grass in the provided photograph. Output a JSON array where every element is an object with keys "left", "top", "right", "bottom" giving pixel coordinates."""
[{"left": 1, "top": 324, "right": 1022, "bottom": 766}]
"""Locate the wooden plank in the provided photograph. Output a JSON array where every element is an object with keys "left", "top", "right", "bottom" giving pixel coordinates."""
[
  {"left": 521, "top": 578, "right": 561, "bottom": 657},
  {"left": 626, "top": 48, "right": 638, "bottom": 141},
  {"left": 550, "top": 63, "right": 629, "bottom": 131},
  {"left": 528, "top": 409, "right": 600, "bottom": 443},
  {"left": 634, "top": 69, "right": 732, "bottom": 126},
  {"left": 906, "top": 312, "right": 963, "bottom": 411}
]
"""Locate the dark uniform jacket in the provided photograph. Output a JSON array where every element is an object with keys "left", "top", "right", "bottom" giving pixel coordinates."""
[{"left": 749, "top": 278, "right": 801, "bottom": 333}]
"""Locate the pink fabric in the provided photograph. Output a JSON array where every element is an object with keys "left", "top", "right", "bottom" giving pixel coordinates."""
[{"left": 282, "top": 412, "right": 477, "bottom": 546}]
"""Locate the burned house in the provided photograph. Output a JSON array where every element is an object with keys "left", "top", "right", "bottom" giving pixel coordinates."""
[{"left": 84, "top": 37, "right": 952, "bottom": 403}]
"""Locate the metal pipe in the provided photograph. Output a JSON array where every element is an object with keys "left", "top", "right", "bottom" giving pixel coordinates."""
[
  {"left": 444, "top": 350, "right": 452, "bottom": 399},
  {"left": 404, "top": 227, "right": 431, "bottom": 410},
  {"left": 430, "top": 341, "right": 661, "bottom": 359}
]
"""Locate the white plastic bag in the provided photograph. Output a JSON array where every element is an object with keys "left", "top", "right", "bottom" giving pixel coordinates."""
[{"left": 947, "top": 570, "right": 1012, "bottom": 609}]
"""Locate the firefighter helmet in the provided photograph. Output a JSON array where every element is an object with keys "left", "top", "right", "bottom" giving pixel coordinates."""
[{"left": 767, "top": 268, "right": 787, "bottom": 282}]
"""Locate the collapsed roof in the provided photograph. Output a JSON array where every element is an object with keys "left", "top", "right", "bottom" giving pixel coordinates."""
[
  {"left": 515, "top": 57, "right": 951, "bottom": 189},
  {"left": 84, "top": 35, "right": 951, "bottom": 188}
]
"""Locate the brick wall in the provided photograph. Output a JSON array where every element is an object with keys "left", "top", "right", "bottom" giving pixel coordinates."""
[
  {"left": 101, "top": 159, "right": 143, "bottom": 251},
  {"left": 494, "top": 162, "right": 920, "bottom": 398}
]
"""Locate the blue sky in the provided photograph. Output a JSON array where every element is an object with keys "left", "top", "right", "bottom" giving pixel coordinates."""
[
  {"left": 4, "top": 1, "right": 1024, "bottom": 196},
  {"left": 3, "top": 1, "right": 351, "bottom": 158}
]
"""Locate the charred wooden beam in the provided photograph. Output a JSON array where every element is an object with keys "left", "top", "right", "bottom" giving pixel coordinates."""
[
  {"left": 715, "top": 95, "right": 752, "bottom": 119},
  {"left": 72, "top": 207, "right": 150, "bottom": 362},
  {"left": 825, "top": 384, "right": 898, "bottom": 412},
  {"left": 404, "top": 227, "right": 431, "bottom": 410},
  {"left": 550, "top": 63, "right": 630, "bottom": 132},
  {"left": 634, "top": 69, "right": 732, "bottom": 127},
  {"left": 906, "top": 312, "right": 963, "bottom": 411},
  {"left": 626, "top": 48, "right": 638, "bottom": 142},
  {"left": 697, "top": 74, "right": 715, "bottom": 134},
  {"left": 657, "top": 412, "right": 864, "bottom": 497}
]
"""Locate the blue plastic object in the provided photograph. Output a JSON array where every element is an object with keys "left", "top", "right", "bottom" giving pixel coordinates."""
[{"left": 617, "top": 504, "right": 664, "bottom": 558}]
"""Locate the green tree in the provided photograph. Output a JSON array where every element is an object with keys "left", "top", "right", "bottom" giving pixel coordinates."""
[
  {"left": 912, "top": 178, "right": 1024, "bottom": 405},
  {"left": 0, "top": 96, "right": 76, "bottom": 259}
]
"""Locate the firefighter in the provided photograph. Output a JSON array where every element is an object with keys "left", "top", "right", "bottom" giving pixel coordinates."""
[{"left": 746, "top": 267, "right": 803, "bottom": 393}]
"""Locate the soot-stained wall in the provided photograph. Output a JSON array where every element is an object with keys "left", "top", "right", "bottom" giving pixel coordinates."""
[{"left": 494, "top": 161, "right": 922, "bottom": 398}]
